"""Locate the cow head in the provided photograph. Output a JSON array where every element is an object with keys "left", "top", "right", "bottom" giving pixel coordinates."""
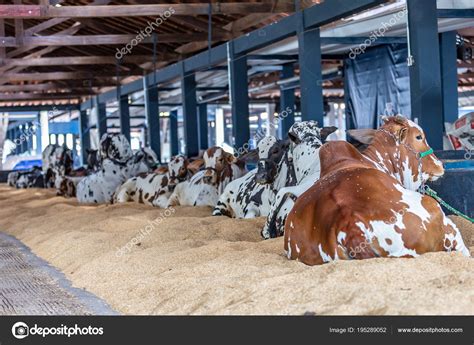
[
  {"left": 385, "top": 115, "right": 444, "bottom": 186},
  {"left": 255, "top": 136, "right": 289, "bottom": 184},
  {"left": 288, "top": 121, "right": 337, "bottom": 146},
  {"left": 99, "top": 133, "right": 132, "bottom": 163},
  {"left": 54, "top": 145, "right": 73, "bottom": 176},
  {"left": 167, "top": 155, "right": 188, "bottom": 191},
  {"left": 202, "top": 146, "right": 236, "bottom": 185},
  {"left": 86, "top": 149, "right": 100, "bottom": 171},
  {"left": 133, "top": 147, "right": 158, "bottom": 170},
  {"left": 351, "top": 115, "right": 444, "bottom": 190}
]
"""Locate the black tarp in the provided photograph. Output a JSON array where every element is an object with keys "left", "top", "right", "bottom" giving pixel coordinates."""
[{"left": 345, "top": 44, "right": 411, "bottom": 129}]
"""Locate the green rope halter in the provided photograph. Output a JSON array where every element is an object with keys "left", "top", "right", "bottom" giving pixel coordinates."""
[
  {"left": 421, "top": 185, "right": 474, "bottom": 223},
  {"left": 419, "top": 148, "right": 434, "bottom": 158}
]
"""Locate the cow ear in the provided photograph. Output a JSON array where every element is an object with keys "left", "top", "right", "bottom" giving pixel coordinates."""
[
  {"left": 225, "top": 151, "right": 237, "bottom": 164},
  {"left": 320, "top": 126, "right": 338, "bottom": 141},
  {"left": 287, "top": 131, "right": 300, "bottom": 144},
  {"left": 347, "top": 129, "right": 377, "bottom": 145},
  {"left": 398, "top": 126, "right": 408, "bottom": 143}
]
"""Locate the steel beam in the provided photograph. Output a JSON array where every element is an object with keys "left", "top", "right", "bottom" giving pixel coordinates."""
[
  {"left": 79, "top": 109, "right": 91, "bottom": 165},
  {"left": 169, "top": 109, "right": 179, "bottom": 157},
  {"left": 280, "top": 63, "right": 296, "bottom": 138},
  {"left": 144, "top": 76, "right": 161, "bottom": 160},
  {"left": 228, "top": 41, "right": 250, "bottom": 150},
  {"left": 198, "top": 103, "right": 208, "bottom": 150},
  {"left": 298, "top": 23, "right": 324, "bottom": 123},
  {"left": 407, "top": 0, "right": 444, "bottom": 150},
  {"left": 118, "top": 94, "right": 131, "bottom": 143},
  {"left": 181, "top": 70, "right": 199, "bottom": 157},
  {"left": 84, "top": 0, "right": 387, "bottom": 106},
  {"left": 439, "top": 31, "right": 459, "bottom": 124},
  {"left": 96, "top": 98, "right": 107, "bottom": 139}
]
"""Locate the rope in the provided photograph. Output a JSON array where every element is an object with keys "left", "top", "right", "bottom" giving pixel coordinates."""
[{"left": 421, "top": 185, "right": 474, "bottom": 223}]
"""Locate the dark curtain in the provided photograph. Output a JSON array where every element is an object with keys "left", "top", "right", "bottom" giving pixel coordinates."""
[{"left": 345, "top": 44, "right": 411, "bottom": 129}]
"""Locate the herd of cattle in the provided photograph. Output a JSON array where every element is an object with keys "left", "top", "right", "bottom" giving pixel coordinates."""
[{"left": 6, "top": 115, "right": 470, "bottom": 265}]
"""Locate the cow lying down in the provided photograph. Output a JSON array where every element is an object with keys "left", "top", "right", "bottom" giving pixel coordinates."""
[
  {"left": 285, "top": 116, "right": 470, "bottom": 265},
  {"left": 9, "top": 166, "right": 45, "bottom": 189},
  {"left": 212, "top": 136, "right": 294, "bottom": 218},
  {"left": 113, "top": 155, "right": 204, "bottom": 207},
  {"left": 77, "top": 134, "right": 158, "bottom": 204},
  {"left": 167, "top": 147, "right": 246, "bottom": 207}
]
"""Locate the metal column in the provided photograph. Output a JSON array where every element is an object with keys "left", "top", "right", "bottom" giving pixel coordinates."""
[
  {"left": 35, "top": 114, "right": 42, "bottom": 155},
  {"left": 79, "top": 109, "right": 91, "bottom": 166},
  {"left": 96, "top": 96, "right": 107, "bottom": 139},
  {"left": 169, "top": 110, "right": 179, "bottom": 156},
  {"left": 180, "top": 70, "right": 199, "bottom": 157},
  {"left": 118, "top": 94, "right": 131, "bottom": 143},
  {"left": 280, "top": 63, "right": 296, "bottom": 138},
  {"left": 144, "top": 76, "right": 161, "bottom": 159},
  {"left": 198, "top": 103, "right": 209, "bottom": 150},
  {"left": 228, "top": 41, "right": 250, "bottom": 150},
  {"left": 439, "top": 31, "right": 459, "bottom": 124},
  {"left": 297, "top": 16, "right": 324, "bottom": 124},
  {"left": 407, "top": 0, "right": 444, "bottom": 150}
]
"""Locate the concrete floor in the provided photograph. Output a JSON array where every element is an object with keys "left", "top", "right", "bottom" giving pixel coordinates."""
[{"left": 0, "top": 232, "right": 117, "bottom": 315}]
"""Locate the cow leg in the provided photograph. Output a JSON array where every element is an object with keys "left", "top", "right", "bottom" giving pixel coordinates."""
[
  {"left": 441, "top": 213, "right": 471, "bottom": 257},
  {"left": 262, "top": 189, "right": 298, "bottom": 239},
  {"left": 113, "top": 177, "right": 137, "bottom": 203}
]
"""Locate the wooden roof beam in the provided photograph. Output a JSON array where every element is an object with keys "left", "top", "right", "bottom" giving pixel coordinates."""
[{"left": 0, "top": 3, "right": 294, "bottom": 19}]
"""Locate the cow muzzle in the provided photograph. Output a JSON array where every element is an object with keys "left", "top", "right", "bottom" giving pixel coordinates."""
[{"left": 256, "top": 161, "right": 275, "bottom": 184}]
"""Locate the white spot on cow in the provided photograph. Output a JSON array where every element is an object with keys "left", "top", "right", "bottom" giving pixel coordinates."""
[
  {"left": 356, "top": 214, "right": 418, "bottom": 258},
  {"left": 337, "top": 231, "right": 346, "bottom": 245},
  {"left": 318, "top": 244, "right": 332, "bottom": 262},
  {"left": 393, "top": 183, "right": 430, "bottom": 226}
]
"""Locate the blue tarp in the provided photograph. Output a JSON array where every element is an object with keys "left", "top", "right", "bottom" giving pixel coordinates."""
[{"left": 345, "top": 44, "right": 411, "bottom": 129}]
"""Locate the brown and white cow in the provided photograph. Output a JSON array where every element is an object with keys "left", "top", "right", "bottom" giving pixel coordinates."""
[
  {"left": 167, "top": 146, "right": 246, "bottom": 207},
  {"left": 285, "top": 115, "right": 470, "bottom": 265},
  {"left": 113, "top": 155, "right": 203, "bottom": 207}
]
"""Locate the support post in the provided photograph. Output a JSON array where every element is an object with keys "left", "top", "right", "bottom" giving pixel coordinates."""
[
  {"left": 35, "top": 114, "right": 42, "bottom": 155},
  {"left": 407, "top": 0, "right": 444, "bottom": 150},
  {"left": 280, "top": 63, "right": 296, "bottom": 138},
  {"left": 180, "top": 70, "right": 199, "bottom": 157},
  {"left": 95, "top": 96, "right": 107, "bottom": 139},
  {"left": 79, "top": 109, "right": 91, "bottom": 166},
  {"left": 169, "top": 110, "right": 179, "bottom": 157},
  {"left": 297, "top": 16, "right": 324, "bottom": 123},
  {"left": 228, "top": 41, "right": 250, "bottom": 150},
  {"left": 198, "top": 103, "right": 209, "bottom": 150},
  {"left": 118, "top": 94, "right": 131, "bottom": 143},
  {"left": 439, "top": 31, "right": 459, "bottom": 124},
  {"left": 144, "top": 76, "right": 161, "bottom": 160}
]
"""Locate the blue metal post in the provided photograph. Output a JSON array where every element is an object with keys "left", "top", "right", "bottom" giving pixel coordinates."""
[
  {"left": 35, "top": 114, "right": 42, "bottom": 154},
  {"left": 228, "top": 41, "right": 250, "bottom": 150},
  {"left": 297, "top": 16, "right": 324, "bottom": 123},
  {"left": 118, "top": 94, "right": 131, "bottom": 143},
  {"left": 96, "top": 97, "right": 108, "bottom": 139},
  {"left": 407, "top": 0, "right": 444, "bottom": 150},
  {"left": 144, "top": 77, "right": 161, "bottom": 160},
  {"left": 439, "top": 31, "right": 459, "bottom": 124},
  {"left": 169, "top": 110, "right": 179, "bottom": 156},
  {"left": 198, "top": 103, "right": 209, "bottom": 150},
  {"left": 280, "top": 63, "right": 296, "bottom": 138},
  {"left": 79, "top": 109, "right": 91, "bottom": 166},
  {"left": 180, "top": 70, "right": 199, "bottom": 157}
]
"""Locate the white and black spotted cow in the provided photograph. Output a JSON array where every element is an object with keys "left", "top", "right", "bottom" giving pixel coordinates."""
[
  {"left": 42, "top": 144, "right": 74, "bottom": 188},
  {"left": 261, "top": 121, "right": 337, "bottom": 239},
  {"left": 76, "top": 134, "right": 158, "bottom": 204},
  {"left": 212, "top": 136, "right": 296, "bottom": 218},
  {"left": 167, "top": 147, "right": 246, "bottom": 207},
  {"left": 113, "top": 155, "right": 194, "bottom": 207},
  {"left": 13, "top": 166, "right": 45, "bottom": 189}
]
